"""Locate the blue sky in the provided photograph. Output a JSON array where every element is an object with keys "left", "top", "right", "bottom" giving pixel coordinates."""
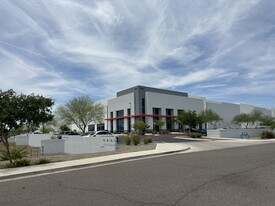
[{"left": 1, "top": 0, "right": 275, "bottom": 108}]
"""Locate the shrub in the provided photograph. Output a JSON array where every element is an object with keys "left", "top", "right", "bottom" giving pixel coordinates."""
[
  {"left": 35, "top": 158, "right": 51, "bottom": 165},
  {"left": 0, "top": 146, "right": 28, "bottom": 161},
  {"left": 190, "top": 133, "right": 202, "bottom": 138},
  {"left": 131, "top": 134, "right": 140, "bottom": 146},
  {"left": 125, "top": 135, "right": 131, "bottom": 145},
  {"left": 5, "top": 159, "right": 31, "bottom": 168},
  {"left": 0, "top": 150, "right": 7, "bottom": 161},
  {"left": 261, "top": 131, "right": 275, "bottom": 139},
  {"left": 162, "top": 130, "right": 170, "bottom": 135},
  {"left": 143, "top": 136, "right": 152, "bottom": 145},
  {"left": 42, "top": 127, "right": 55, "bottom": 134}
]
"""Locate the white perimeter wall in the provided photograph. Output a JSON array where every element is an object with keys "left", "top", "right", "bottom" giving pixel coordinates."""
[
  {"left": 41, "top": 139, "right": 65, "bottom": 154},
  {"left": 15, "top": 134, "right": 52, "bottom": 147},
  {"left": 41, "top": 136, "right": 117, "bottom": 154},
  {"left": 207, "top": 129, "right": 265, "bottom": 138},
  {"left": 15, "top": 135, "right": 117, "bottom": 154}
]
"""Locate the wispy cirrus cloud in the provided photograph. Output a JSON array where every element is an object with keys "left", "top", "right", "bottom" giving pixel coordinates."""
[{"left": 0, "top": 0, "right": 275, "bottom": 107}]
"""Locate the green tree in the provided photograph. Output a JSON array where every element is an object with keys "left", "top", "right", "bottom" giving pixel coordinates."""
[
  {"left": 56, "top": 96, "right": 104, "bottom": 133},
  {"left": 60, "top": 124, "right": 71, "bottom": 132},
  {"left": 0, "top": 89, "right": 54, "bottom": 164},
  {"left": 177, "top": 110, "right": 199, "bottom": 133},
  {"left": 132, "top": 121, "right": 149, "bottom": 134},
  {"left": 153, "top": 120, "right": 165, "bottom": 132},
  {"left": 21, "top": 93, "right": 54, "bottom": 132},
  {"left": 41, "top": 118, "right": 57, "bottom": 134},
  {"left": 250, "top": 109, "right": 263, "bottom": 127},
  {"left": 233, "top": 109, "right": 264, "bottom": 129},
  {"left": 232, "top": 113, "right": 251, "bottom": 128},
  {"left": 199, "top": 109, "right": 223, "bottom": 129},
  {"left": 260, "top": 116, "right": 275, "bottom": 129}
]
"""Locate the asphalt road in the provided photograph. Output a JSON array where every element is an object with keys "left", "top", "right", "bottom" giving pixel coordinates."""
[{"left": 1, "top": 143, "right": 275, "bottom": 206}]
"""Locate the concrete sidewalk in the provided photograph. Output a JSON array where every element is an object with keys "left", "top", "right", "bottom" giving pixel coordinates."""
[{"left": 0, "top": 143, "right": 190, "bottom": 180}]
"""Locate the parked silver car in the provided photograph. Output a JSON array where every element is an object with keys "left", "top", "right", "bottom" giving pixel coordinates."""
[{"left": 82, "top": 130, "right": 119, "bottom": 142}]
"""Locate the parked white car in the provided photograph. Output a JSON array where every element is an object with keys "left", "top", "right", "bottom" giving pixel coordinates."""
[{"left": 82, "top": 130, "right": 119, "bottom": 142}]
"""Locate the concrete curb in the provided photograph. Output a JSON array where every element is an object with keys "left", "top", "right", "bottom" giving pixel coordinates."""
[{"left": 0, "top": 147, "right": 190, "bottom": 181}]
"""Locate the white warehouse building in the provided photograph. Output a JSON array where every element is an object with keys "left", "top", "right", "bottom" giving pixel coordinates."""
[{"left": 86, "top": 85, "right": 275, "bottom": 133}]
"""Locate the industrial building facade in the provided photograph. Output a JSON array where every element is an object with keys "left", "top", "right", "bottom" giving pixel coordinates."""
[{"left": 87, "top": 85, "right": 274, "bottom": 133}]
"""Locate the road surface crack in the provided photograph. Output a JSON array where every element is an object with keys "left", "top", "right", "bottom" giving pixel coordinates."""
[
  {"left": 171, "top": 159, "right": 275, "bottom": 206},
  {"left": 44, "top": 176, "right": 168, "bottom": 206}
]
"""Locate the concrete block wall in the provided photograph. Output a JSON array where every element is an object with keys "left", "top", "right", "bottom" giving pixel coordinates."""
[
  {"left": 64, "top": 136, "right": 117, "bottom": 154},
  {"left": 15, "top": 134, "right": 52, "bottom": 147},
  {"left": 207, "top": 129, "right": 265, "bottom": 138},
  {"left": 41, "top": 136, "right": 117, "bottom": 154},
  {"left": 41, "top": 139, "right": 65, "bottom": 154},
  {"left": 15, "top": 135, "right": 29, "bottom": 145},
  {"left": 28, "top": 134, "right": 52, "bottom": 147}
]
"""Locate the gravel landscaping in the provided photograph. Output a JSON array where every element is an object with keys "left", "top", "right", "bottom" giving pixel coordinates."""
[{"left": 0, "top": 142, "right": 156, "bottom": 168}]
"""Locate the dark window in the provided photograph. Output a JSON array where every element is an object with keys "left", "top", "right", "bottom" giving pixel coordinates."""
[
  {"left": 166, "top": 109, "right": 174, "bottom": 131},
  {"left": 128, "top": 118, "right": 131, "bottom": 132},
  {"left": 177, "top": 110, "right": 185, "bottom": 131},
  {"left": 110, "top": 112, "right": 114, "bottom": 132},
  {"left": 153, "top": 108, "right": 161, "bottom": 131},
  {"left": 166, "top": 109, "right": 173, "bottom": 116},
  {"left": 116, "top": 119, "right": 124, "bottom": 132},
  {"left": 110, "top": 120, "right": 113, "bottom": 133},
  {"left": 153, "top": 108, "right": 161, "bottom": 120},
  {"left": 127, "top": 108, "right": 131, "bottom": 132},
  {"left": 97, "top": 123, "right": 105, "bottom": 131},
  {"left": 116, "top": 110, "right": 124, "bottom": 117},
  {"left": 88, "top": 124, "right": 95, "bottom": 131},
  {"left": 96, "top": 131, "right": 110, "bottom": 135},
  {"left": 153, "top": 108, "right": 161, "bottom": 115},
  {"left": 177, "top": 109, "right": 184, "bottom": 115},
  {"left": 142, "top": 116, "right": 145, "bottom": 123}
]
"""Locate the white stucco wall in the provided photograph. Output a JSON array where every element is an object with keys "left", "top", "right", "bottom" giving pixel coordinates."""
[
  {"left": 41, "top": 139, "right": 65, "bottom": 154},
  {"left": 240, "top": 104, "right": 254, "bottom": 114},
  {"left": 41, "top": 136, "right": 117, "bottom": 154},
  {"left": 96, "top": 87, "right": 274, "bottom": 133},
  {"left": 207, "top": 128, "right": 265, "bottom": 138},
  {"left": 146, "top": 92, "right": 205, "bottom": 130},
  {"left": 15, "top": 135, "right": 29, "bottom": 145},
  {"left": 207, "top": 101, "right": 240, "bottom": 129},
  {"left": 255, "top": 106, "right": 272, "bottom": 117},
  {"left": 64, "top": 136, "right": 116, "bottom": 154},
  {"left": 107, "top": 93, "right": 135, "bottom": 131},
  {"left": 238, "top": 104, "right": 273, "bottom": 128},
  {"left": 146, "top": 92, "right": 205, "bottom": 114},
  {"left": 15, "top": 134, "right": 52, "bottom": 147},
  {"left": 29, "top": 134, "right": 52, "bottom": 147}
]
